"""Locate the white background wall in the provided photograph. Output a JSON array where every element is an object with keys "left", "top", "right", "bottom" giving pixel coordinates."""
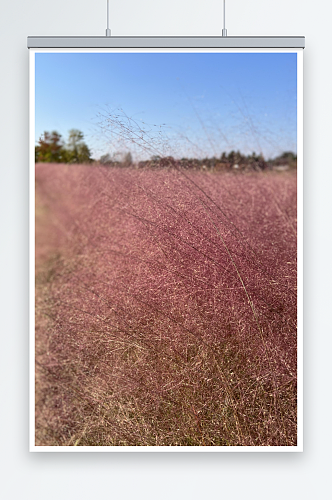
[{"left": 0, "top": 1, "right": 331, "bottom": 499}]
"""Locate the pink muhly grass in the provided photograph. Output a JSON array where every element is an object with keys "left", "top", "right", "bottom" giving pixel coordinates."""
[{"left": 35, "top": 162, "right": 297, "bottom": 446}]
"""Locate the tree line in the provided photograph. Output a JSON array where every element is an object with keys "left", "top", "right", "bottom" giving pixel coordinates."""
[
  {"left": 35, "top": 129, "right": 92, "bottom": 164},
  {"left": 36, "top": 129, "right": 296, "bottom": 172},
  {"left": 136, "top": 151, "right": 297, "bottom": 172}
]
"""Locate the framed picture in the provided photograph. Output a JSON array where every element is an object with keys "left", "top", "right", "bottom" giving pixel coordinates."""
[{"left": 29, "top": 38, "right": 303, "bottom": 451}]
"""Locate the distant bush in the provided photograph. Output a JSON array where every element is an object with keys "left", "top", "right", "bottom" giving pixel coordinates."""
[{"left": 98, "top": 151, "right": 133, "bottom": 168}]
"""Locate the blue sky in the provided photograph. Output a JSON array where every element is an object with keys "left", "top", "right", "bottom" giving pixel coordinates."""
[{"left": 35, "top": 52, "right": 297, "bottom": 160}]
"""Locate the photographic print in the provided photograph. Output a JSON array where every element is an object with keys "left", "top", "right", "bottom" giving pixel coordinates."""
[{"left": 31, "top": 49, "right": 302, "bottom": 450}]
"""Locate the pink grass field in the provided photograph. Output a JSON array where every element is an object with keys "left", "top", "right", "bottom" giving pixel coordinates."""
[{"left": 35, "top": 163, "right": 297, "bottom": 446}]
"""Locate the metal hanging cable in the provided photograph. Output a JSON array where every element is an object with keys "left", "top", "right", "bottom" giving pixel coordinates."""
[
  {"left": 106, "top": 0, "right": 111, "bottom": 36},
  {"left": 222, "top": 0, "right": 227, "bottom": 37}
]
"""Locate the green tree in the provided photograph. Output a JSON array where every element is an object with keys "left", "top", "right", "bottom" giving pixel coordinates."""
[
  {"left": 66, "top": 129, "right": 92, "bottom": 164},
  {"left": 35, "top": 131, "right": 64, "bottom": 163},
  {"left": 123, "top": 152, "right": 133, "bottom": 166}
]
